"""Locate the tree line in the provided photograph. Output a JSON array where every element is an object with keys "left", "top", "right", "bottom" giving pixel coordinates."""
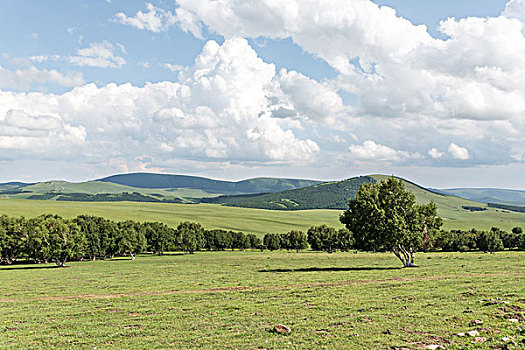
[
  {"left": 0, "top": 214, "right": 263, "bottom": 266},
  {"left": 1, "top": 211, "right": 524, "bottom": 268},
  {"left": 432, "top": 227, "right": 524, "bottom": 252},
  {"left": 260, "top": 225, "right": 525, "bottom": 254}
]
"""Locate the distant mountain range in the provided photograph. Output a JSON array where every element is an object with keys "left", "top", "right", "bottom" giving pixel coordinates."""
[
  {"left": 98, "top": 173, "right": 322, "bottom": 195},
  {"left": 0, "top": 173, "right": 322, "bottom": 204},
  {"left": 433, "top": 188, "right": 525, "bottom": 207},
  {"left": 0, "top": 172, "right": 524, "bottom": 211}
]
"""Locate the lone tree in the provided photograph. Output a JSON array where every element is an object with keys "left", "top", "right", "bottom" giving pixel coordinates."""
[{"left": 340, "top": 177, "right": 442, "bottom": 267}]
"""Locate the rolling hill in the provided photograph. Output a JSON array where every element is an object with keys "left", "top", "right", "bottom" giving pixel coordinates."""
[
  {"left": 99, "top": 173, "right": 322, "bottom": 194},
  {"left": 200, "top": 174, "right": 469, "bottom": 211},
  {"left": 201, "top": 176, "right": 374, "bottom": 209},
  {"left": 1, "top": 174, "right": 524, "bottom": 231},
  {"left": 0, "top": 174, "right": 322, "bottom": 203},
  {"left": 198, "top": 174, "right": 525, "bottom": 230}
]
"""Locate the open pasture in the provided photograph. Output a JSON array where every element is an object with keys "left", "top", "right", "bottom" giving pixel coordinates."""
[
  {"left": 0, "top": 199, "right": 342, "bottom": 235},
  {"left": 1, "top": 198, "right": 525, "bottom": 234},
  {"left": 1, "top": 251, "right": 524, "bottom": 349}
]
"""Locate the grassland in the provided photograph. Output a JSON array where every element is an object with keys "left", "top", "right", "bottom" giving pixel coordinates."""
[
  {"left": 1, "top": 251, "right": 524, "bottom": 349},
  {"left": 1, "top": 194, "right": 524, "bottom": 234},
  {"left": 0, "top": 199, "right": 342, "bottom": 235}
]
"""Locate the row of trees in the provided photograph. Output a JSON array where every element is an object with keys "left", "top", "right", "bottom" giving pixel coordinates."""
[
  {"left": 262, "top": 226, "right": 354, "bottom": 253},
  {"left": 260, "top": 225, "right": 525, "bottom": 254},
  {"left": 432, "top": 227, "right": 524, "bottom": 252},
  {"left": 0, "top": 214, "right": 261, "bottom": 266}
]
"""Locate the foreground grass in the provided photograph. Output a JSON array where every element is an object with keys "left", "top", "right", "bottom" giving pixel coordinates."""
[{"left": 1, "top": 251, "right": 524, "bottom": 349}]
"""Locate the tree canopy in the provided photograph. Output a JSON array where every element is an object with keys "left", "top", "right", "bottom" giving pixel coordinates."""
[{"left": 340, "top": 177, "right": 442, "bottom": 267}]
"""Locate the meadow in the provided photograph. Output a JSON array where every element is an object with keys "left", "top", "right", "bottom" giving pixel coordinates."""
[
  {"left": 1, "top": 197, "right": 524, "bottom": 235},
  {"left": 1, "top": 251, "right": 524, "bottom": 349},
  {"left": 0, "top": 199, "right": 342, "bottom": 235}
]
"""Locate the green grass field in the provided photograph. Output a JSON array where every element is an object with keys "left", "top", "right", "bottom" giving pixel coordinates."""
[
  {"left": 1, "top": 251, "right": 524, "bottom": 349},
  {"left": 0, "top": 199, "right": 342, "bottom": 235},
  {"left": 1, "top": 197, "right": 524, "bottom": 235}
]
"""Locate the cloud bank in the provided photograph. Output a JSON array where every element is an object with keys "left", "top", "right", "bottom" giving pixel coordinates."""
[
  {"left": 2, "top": 0, "right": 525, "bottom": 180},
  {"left": 0, "top": 39, "right": 329, "bottom": 173},
  {"left": 168, "top": 0, "right": 525, "bottom": 167}
]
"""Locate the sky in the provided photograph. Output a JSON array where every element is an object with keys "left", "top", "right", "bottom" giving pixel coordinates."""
[{"left": 1, "top": 0, "right": 525, "bottom": 189}]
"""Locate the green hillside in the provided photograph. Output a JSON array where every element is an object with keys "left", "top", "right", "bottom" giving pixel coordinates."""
[
  {"left": 0, "top": 174, "right": 322, "bottom": 204},
  {"left": 1, "top": 174, "right": 524, "bottom": 231},
  {"left": 99, "top": 173, "right": 321, "bottom": 194},
  {"left": 202, "top": 175, "right": 448, "bottom": 210},
  {"left": 437, "top": 188, "right": 525, "bottom": 206},
  {"left": 202, "top": 176, "right": 374, "bottom": 210},
  {"left": 0, "top": 180, "right": 217, "bottom": 203},
  {"left": 0, "top": 182, "right": 31, "bottom": 189},
  {"left": 196, "top": 174, "right": 525, "bottom": 230},
  {"left": 0, "top": 182, "right": 32, "bottom": 195},
  {"left": 24, "top": 180, "right": 170, "bottom": 195}
]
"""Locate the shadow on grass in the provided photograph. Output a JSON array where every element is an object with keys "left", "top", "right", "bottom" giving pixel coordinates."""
[
  {"left": 106, "top": 253, "right": 186, "bottom": 261},
  {"left": 0, "top": 264, "right": 68, "bottom": 270},
  {"left": 259, "top": 266, "right": 403, "bottom": 273}
]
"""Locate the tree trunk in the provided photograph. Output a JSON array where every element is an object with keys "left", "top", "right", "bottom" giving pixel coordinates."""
[{"left": 392, "top": 245, "right": 417, "bottom": 267}]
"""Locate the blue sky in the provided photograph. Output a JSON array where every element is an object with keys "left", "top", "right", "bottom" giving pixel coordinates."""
[{"left": 1, "top": 0, "right": 524, "bottom": 188}]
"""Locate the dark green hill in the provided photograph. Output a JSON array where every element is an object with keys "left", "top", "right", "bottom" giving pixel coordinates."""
[
  {"left": 0, "top": 182, "right": 33, "bottom": 195},
  {"left": 0, "top": 182, "right": 32, "bottom": 189},
  {"left": 98, "top": 173, "right": 321, "bottom": 195},
  {"left": 201, "top": 176, "right": 375, "bottom": 210}
]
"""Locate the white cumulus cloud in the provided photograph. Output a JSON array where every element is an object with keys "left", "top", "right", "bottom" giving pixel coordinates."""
[
  {"left": 0, "top": 38, "right": 327, "bottom": 169},
  {"left": 349, "top": 140, "right": 420, "bottom": 162},
  {"left": 0, "top": 65, "right": 84, "bottom": 91},
  {"left": 428, "top": 148, "right": 444, "bottom": 159},
  {"left": 69, "top": 41, "right": 126, "bottom": 69},
  {"left": 448, "top": 143, "right": 469, "bottom": 160},
  {"left": 168, "top": 0, "right": 525, "bottom": 169},
  {"left": 504, "top": 0, "right": 525, "bottom": 25},
  {"left": 115, "top": 3, "right": 177, "bottom": 33},
  {"left": 0, "top": 110, "right": 86, "bottom": 152}
]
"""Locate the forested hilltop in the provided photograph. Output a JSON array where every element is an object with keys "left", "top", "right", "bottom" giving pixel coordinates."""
[
  {"left": 99, "top": 173, "right": 322, "bottom": 194},
  {"left": 201, "top": 176, "right": 374, "bottom": 210}
]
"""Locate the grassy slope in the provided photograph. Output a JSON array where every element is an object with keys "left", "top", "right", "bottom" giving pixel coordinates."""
[
  {"left": 0, "top": 182, "right": 32, "bottom": 190},
  {"left": 2, "top": 181, "right": 220, "bottom": 200},
  {"left": 1, "top": 251, "right": 524, "bottom": 349},
  {"left": 24, "top": 181, "right": 172, "bottom": 195},
  {"left": 1, "top": 196, "right": 524, "bottom": 233},
  {"left": 0, "top": 199, "right": 342, "bottom": 235},
  {"left": 371, "top": 175, "right": 525, "bottom": 231},
  {"left": 0, "top": 175, "right": 524, "bottom": 232}
]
